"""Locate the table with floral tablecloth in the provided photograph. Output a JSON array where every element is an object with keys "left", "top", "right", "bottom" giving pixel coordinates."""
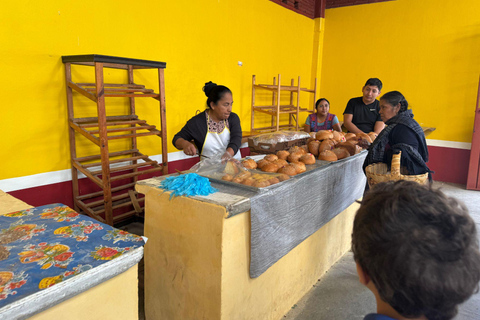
[{"left": 0, "top": 203, "right": 144, "bottom": 310}]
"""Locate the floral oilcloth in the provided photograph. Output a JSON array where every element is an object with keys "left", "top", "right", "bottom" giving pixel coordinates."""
[{"left": 0, "top": 203, "right": 144, "bottom": 307}]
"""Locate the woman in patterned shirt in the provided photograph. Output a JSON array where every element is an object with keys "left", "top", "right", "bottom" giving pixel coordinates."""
[{"left": 173, "top": 81, "right": 242, "bottom": 160}]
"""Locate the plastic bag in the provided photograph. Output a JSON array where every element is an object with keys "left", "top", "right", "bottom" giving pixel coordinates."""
[{"left": 250, "top": 131, "right": 311, "bottom": 146}]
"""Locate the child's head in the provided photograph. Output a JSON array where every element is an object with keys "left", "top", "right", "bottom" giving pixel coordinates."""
[{"left": 352, "top": 180, "right": 480, "bottom": 320}]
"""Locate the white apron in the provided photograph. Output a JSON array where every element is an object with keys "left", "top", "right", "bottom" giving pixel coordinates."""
[{"left": 202, "top": 121, "right": 241, "bottom": 160}]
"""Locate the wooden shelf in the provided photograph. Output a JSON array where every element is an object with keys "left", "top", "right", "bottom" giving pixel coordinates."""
[
  {"left": 63, "top": 54, "right": 168, "bottom": 225},
  {"left": 251, "top": 74, "right": 317, "bottom": 132}
]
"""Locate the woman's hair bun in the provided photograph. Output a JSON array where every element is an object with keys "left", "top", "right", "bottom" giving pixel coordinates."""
[{"left": 203, "top": 81, "right": 217, "bottom": 97}]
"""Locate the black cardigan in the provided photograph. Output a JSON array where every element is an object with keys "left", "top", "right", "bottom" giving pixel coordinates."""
[{"left": 172, "top": 111, "right": 242, "bottom": 155}]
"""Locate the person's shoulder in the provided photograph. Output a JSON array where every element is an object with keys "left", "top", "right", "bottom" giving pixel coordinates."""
[
  {"left": 348, "top": 96, "right": 362, "bottom": 103},
  {"left": 363, "top": 313, "right": 397, "bottom": 320}
]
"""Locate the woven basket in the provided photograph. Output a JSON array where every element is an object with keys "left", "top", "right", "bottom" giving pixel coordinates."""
[{"left": 365, "top": 151, "right": 429, "bottom": 187}]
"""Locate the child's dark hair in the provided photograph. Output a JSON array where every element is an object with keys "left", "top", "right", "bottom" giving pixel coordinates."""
[
  {"left": 352, "top": 180, "right": 480, "bottom": 320},
  {"left": 364, "top": 78, "right": 383, "bottom": 91},
  {"left": 203, "top": 81, "right": 232, "bottom": 109},
  {"left": 315, "top": 98, "right": 330, "bottom": 110},
  {"left": 381, "top": 91, "right": 409, "bottom": 113}
]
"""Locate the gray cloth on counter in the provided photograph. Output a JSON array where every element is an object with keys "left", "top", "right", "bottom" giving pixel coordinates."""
[{"left": 249, "top": 152, "right": 367, "bottom": 278}]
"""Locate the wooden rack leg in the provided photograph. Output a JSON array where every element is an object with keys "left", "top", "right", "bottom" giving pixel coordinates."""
[
  {"left": 128, "top": 66, "right": 139, "bottom": 187},
  {"left": 95, "top": 62, "right": 113, "bottom": 226},
  {"left": 251, "top": 75, "right": 256, "bottom": 133},
  {"left": 296, "top": 76, "right": 301, "bottom": 131},
  {"left": 276, "top": 74, "right": 281, "bottom": 131},
  {"left": 159, "top": 68, "right": 168, "bottom": 175},
  {"left": 271, "top": 76, "right": 276, "bottom": 130},
  {"left": 65, "top": 63, "right": 80, "bottom": 213},
  {"left": 289, "top": 78, "right": 294, "bottom": 128}
]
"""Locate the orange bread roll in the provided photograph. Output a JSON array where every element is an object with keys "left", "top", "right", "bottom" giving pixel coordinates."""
[
  {"left": 241, "top": 158, "right": 257, "bottom": 170},
  {"left": 319, "top": 139, "right": 335, "bottom": 153},
  {"left": 288, "top": 146, "right": 306, "bottom": 155},
  {"left": 264, "top": 154, "right": 278, "bottom": 162},
  {"left": 290, "top": 161, "right": 306, "bottom": 174},
  {"left": 256, "top": 159, "right": 270, "bottom": 169},
  {"left": 222, "top": 174, "right": 233, "bottom": 181},
  {"left": 299, "top": 153, "right": 316, "bottom": 165},
  {"left": 262, "top": 163, "right": 279, "bottom": 173},
  {"left": 287, "top": 151, "right": 303, "bottom": 163},
  {"left": 337, "top": 141, "right": 360, "bottom": 156},
  {"left": 318, "top": 150, "right": 338, "bottom": 161},
  {"left": 273, "top": 159, "right": 288, "bottom": 168},
  {"left": 277, "top": 173, "right": 290, "bottom": 181},
  {"left": 241, "top": 177, "right": 255, "bottom": 186},
  {"left": 253, "top": 180, "right": 270, "bottom": 188},
  {"left": 332, "top": 131, "right": 343, "bottom": 142},
  {"left": 356, "top": 132, "right": 373, "bottom": 143},
  {"left": 278, "top": 164, "right": 297, "bottom": 176},
  {"left": 308, "top": 140, "right": 321, "bottom": 156},
  {"left": 315, "top": 130, "right": 334, "bottom": 141},
  {"left": 276, "top": 150, "right": 290, "bottom": 160},
  {"left": 268, "top": 177, "right": 280, "bottom": 185},
  {"left": 332, "top": 147, "right": 350, "bottom": 160},
  {"left": 368, "top": 132, "right": 378, "bottom": 142},
  {"left": 345, "top": 133, "right": 357, "bottom": 140}
]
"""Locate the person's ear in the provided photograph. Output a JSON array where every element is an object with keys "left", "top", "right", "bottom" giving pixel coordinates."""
[
  {"left": 356, "top": 262, "right": 371, "bottom": 286},
  {"left": 210, "top": 101, "right": 215, "bottom": 110}
]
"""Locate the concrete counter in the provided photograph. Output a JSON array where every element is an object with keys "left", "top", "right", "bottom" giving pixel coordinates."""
[{"left": 137, "top": 159, "right": 364, "bottom": 319}]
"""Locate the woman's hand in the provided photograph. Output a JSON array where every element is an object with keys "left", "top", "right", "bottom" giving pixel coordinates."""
[
  {"left": 182, "top": 142, "right": 197, "bottom": 156},
  {"left": 175, "top": 138, "right": 197, "bottom": 156}
]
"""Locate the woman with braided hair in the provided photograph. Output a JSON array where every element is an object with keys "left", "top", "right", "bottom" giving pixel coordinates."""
[{"left": 363, "top": 91, "right": 431, "bottom": 180}]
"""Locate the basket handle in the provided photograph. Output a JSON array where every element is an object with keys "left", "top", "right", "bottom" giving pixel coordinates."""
[{"left": 391, "top": 151, "right": 401, "bottom": 177}]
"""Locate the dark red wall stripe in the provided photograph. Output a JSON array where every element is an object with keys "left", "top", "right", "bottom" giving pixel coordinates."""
[{"left": 270, "top": 0, "right": 394, "bottom": 19}]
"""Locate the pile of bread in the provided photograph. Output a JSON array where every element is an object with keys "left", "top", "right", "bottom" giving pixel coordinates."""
[
  {"left": 222, "top": 160, "right": 290, "bottom": 188},
  {"left": 308, "top": 130, "right": 377, "bottom": 162},
  {"left": 241, "top": 146, "right": 315, "bottom": 176}
]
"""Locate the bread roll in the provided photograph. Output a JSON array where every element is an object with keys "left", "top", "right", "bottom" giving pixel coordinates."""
[
  {"left": 232, "top": 176, "right": 245, "bottom": 184},
  {"left": 277, "top": 173, "right": 290, "bottom": 181},
  {"left": 276, "top": 150, "right": 290, "bottom": 160},
  {"left": 345, "top": 133, "right": 357, "bottom": 140},
  {"left": 308, "top": 140, "right": 321, "bottom": 156},
  {"left": 337, "top": 141, "right": 360, "bottom": 156},
  {"left": 257, "top": 159, "right": 270, "bottom": 169},
  {"left": 236, "top": 171, "right": 252, "bottom": 180},
  {"left": 278, "top": 164, "right": 297, "bottom": 176},
  {"left": 291, "top": 161, "right": 306, "bottom": 173},
  {"left": 332, "top": 147, "right": 350, "bottom": 160},
  {"left": 268, "top": 177, "right": 280, "bottom": 185},
  {"left": 224, "top": 160, "right": 240, "bottom": 175},
  {"left": 287, "top": 151, "right": 303, "bottom": 163},
  {"left": 273, "top": 159, "right": 288, "bottom": 168},
  {"left": 241, "top": 177, "right": 255, "bottom": 186},
  {"left": 368, "top": 132, "right": 378, "bottom": 142},
  {"left": 264, "top": 154, "right": 278, "bottom": 162},
  {"left": 262, "top": 163, "right": 279, "bottom": 173},
  {"left": 241, "top": 158, "right": 257, "bottom": 170},
  {"left": 356, "top": 132, "right": 373, "bottom": 143},
  {"left": 288, "top": 146, "right": 306, "bottom": 155},
  {"left": 299, "top": 153, "right": 316, "bottom": 165},
  {"left": 319, "top": 139, "right": 335, "bottom": 153},
  {"left": 309, "top": 132, "right": 317, "bottom": 139},
  {"left": 222, "top": 174, "right": 233, "bottom": 181},
  {"left": 300, "top": 145, "right": 309, "bottom": 153},
  {"left": 318, "top": 150, "right": 338, "bottom": 161},
  {"left": 315, "top": 130, "right": 334, "bottom": 141},
  {"left": 332, "top": 131, "right": 343, "bottom": 142},
  {"left": 253, "top": 180, "right": 270, "bottom": 188}
]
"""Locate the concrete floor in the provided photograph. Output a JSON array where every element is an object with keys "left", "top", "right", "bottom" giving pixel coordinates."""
[
  {"left": 284, "top": 181, "right": 480, "bottom": 320},
  {"left": 123, "top": 181, "right": 480, "bottom": 320}
]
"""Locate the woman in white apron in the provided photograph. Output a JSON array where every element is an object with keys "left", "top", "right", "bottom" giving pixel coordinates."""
[{"left": 173, "top": 81, "right": 242, "bottom": 160}]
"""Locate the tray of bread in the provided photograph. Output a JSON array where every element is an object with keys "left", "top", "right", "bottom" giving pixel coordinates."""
[{"left": 197, "top": 130, "right": 374, "bottom": 190}]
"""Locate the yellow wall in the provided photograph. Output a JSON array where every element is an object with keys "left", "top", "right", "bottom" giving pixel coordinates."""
[
  {"left": 320, "top": 0, "right": 480, "bottom": 142},
  {"left": 0, "top": 0, "right": 320, "bottom": 180}
]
